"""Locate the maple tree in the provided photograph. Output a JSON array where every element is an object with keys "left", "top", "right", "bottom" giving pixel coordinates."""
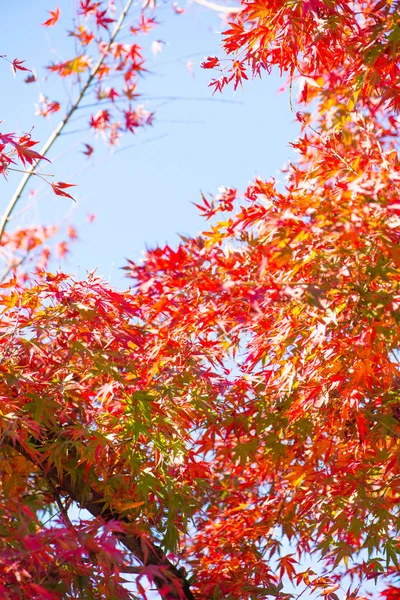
[{"left": 1, "top": 0, "right": 400, "bottom": 599}]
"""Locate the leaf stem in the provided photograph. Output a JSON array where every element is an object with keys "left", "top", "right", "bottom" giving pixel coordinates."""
[
  {"left": 7, "top": 167, "right": 54, "bottom": 177},
  {"left": 0, "top": 0, "right": 134, "bottom": 245}
]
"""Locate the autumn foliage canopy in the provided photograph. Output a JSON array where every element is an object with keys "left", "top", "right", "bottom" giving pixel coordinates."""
[{"left": 1, "top": 0, "right": 400, "bottom": 599}]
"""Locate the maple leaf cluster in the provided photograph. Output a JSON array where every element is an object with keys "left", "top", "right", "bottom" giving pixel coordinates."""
[
  {"left": 2, "top": 1, "right": 400, "bottom": 600},
  {"left": 44, "top": 1, "right": 157, "bottom": 149},
  {"left": 0, "top": 130, "right": 48, "bottom": 176},
  {"left": 0, "top": 125, "right": 76, "bottom": 205}
]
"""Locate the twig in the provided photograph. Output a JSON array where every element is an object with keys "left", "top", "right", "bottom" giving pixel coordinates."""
[
  {"left": 308, "top": 124, "right": 358, "bottom": 175},
  {"left": 7, "top": 168, "right": 54, "bottom": 177},
  {"left": 0, "top": 0, "right": 134, "bottom": 245},
  {"left": 78, "top": 95, "right": 244, "bottom": 109},
  {"left": 54, "top": 493, "right": 73, "bottom": 527},
  {"left": 0, "top": 256, "right": 26, "bottom": 285},
  {"left": 5, "top": 433, "right": 196, "bottom": 600},
  {"left": 0, "top": 293, "right": 22, "bottom": 358}
]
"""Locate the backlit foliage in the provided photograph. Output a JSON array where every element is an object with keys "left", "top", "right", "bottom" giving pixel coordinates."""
[{"left": 1, "top": 1, "right": 400, "bottom": 599}]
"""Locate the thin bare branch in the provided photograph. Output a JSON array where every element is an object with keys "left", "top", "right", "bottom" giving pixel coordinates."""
[
  {"left": 0, "top": 0, "right": 134, "bottom": 245},
  {"left": 6, "top": 434, "right": 196, "bottom": 600}
]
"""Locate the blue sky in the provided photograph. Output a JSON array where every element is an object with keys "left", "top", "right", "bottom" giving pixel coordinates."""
[{"left": 1, "top": 0, "right": 298, "bottom": 288}]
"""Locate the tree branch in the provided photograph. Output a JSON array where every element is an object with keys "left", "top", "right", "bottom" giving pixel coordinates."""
[
  {"left": 0, "top": 0, "right": 134, "bottom": 246},
  {"left": 6, "top": 435, "right": 196, "bottom": 600}
]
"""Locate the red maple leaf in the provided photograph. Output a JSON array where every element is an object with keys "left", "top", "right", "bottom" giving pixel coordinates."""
[
  {"left": 79, "top": 0, "right": 99, "bottom": 16},
  {"left": 201, "top": 56, "right": 220, "bottom": 69},
  {"left": 95, "top": 9, "right": 114, "bottom": 30},
  {"left": 381, "top": 587, "right": 400, "bottom": 600},
  {"left": 13, "top": 140, "right": 50, "bottom": 167},
  {"left": 68, "top": 25, "right": 94, "bottom": 46},
  {"left": 130, "top": 15, "right": 157, "bottom": 35},
  {"left": 89, "top": 109, "right": 111, "bottom": 131},
  {"left": 209, "top": 75, "right": 229, "bottom": 94},
  {"left": 11, "top": 58, "right": 31, "bottom": 75},
  {"left": 51, "top": 181, "right": 76, "bottom": 201},
  {"left": 42, "top": 7, "right": 61, "bottom": 27},
  {"left": 24, "top": 73, "right": 37, "bottom": 83},
  {"left": 82, "top": 143, "right": 94, "bottom": 158}
]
